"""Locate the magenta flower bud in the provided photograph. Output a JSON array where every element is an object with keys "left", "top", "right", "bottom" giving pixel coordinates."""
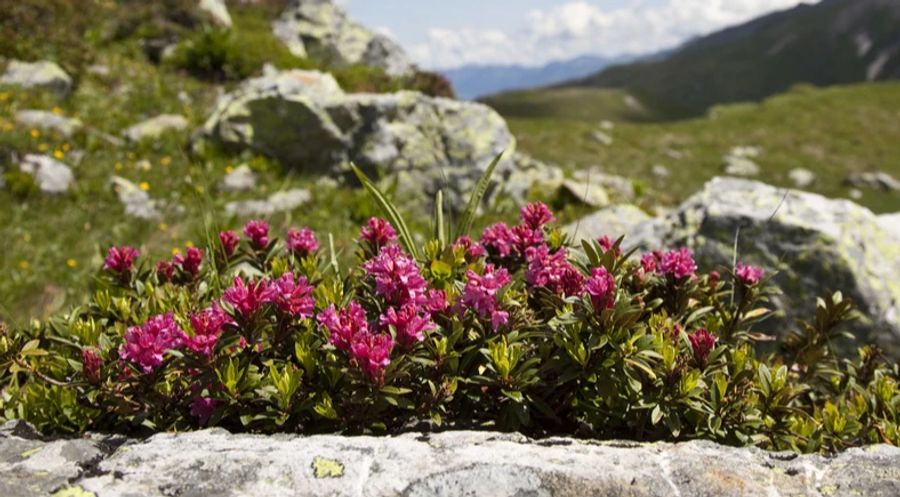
[
  {"left": 119, "top": 313, "right": 183, "bottom": 373},
  {"left": 286, "top": 227, "right": 319, "bottom": 257},
  {"left": 734, "top": 262, "right": 764, "bottom": 286},
  {"left": 585, "top": 266, "right": 617, "bottom": 312},
  {"left": 359, "top": 217, "right": 397, "bottom": 249},
  {"left": 219, "top": 230, "right": 240, "bottom": 257},
  {"left": 660, "top": 248, "right": 698, "bottom": 280},
  {"left": 103, "top": 246, "right": 139, "bottom": 274},
  {"left": 689, "top": 328, "right": 717, "bottom": 365},
  {"left": 82, "top": 348, "right": 102, "bottom": 384},
  {"left": 520, "top": 201, "right": 555, "bottom": 230},
  {"left": 156, "top": 260, "right": 174, "bottom": 282},
  {"left": 243, "top": 219, "right": 270, "bottom": 249}
]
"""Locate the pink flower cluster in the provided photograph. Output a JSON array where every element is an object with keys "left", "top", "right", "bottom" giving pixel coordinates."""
[
  {"left": 82, "top": 348, "right": 102, "bottom": 384},
  {"left": 524, "top": 245, "right": 584, "bottom": 297},
  {"left": 734, "top": 262, "right": 764, "bottom": 286},
  {"left": 359, "top": 217, "right": 397, "bottom": 249},
  {"left": 183, "top": 304, "right": 231, "bottom": 358},
  {"left": 363, "top": 245, "right": 429, "bottom": 307},
  {"left": 585, "top": 267, "right": 617, "bottom": 312},
  {"left": 119, "top": 313, "right": 183, "bottom": 373},
  {"left": 660, "top": 248, "right": 698, "bottom": 279},
  {"left": 597, "top": 235, "right": 622, "bottom": 257},
  {"left": 286, "top": 227, "right": 319, "bottom": 257},
  {"left": 103, "top": 246, "right": 139, "bottom": 275},
  {"left": 318, "top": 302, "right": 393, "bottom": 384},
  {"left": 243, "top": 220, "right": 270, "bottom": 249},
  {"left": 222, "top": 273, "right": 314, "bottom": 320},
  {"left": 458, "top": 264, "right": 512, "bottom": 331},
  {"left": 452, "top": 235, "right": 486, "bottom": 259},
  {"left": 219, "top": 230, "right": 240, "bottom": 258},
  {"left": 480, "top": 202, "right": 555, "bottom": 262}
]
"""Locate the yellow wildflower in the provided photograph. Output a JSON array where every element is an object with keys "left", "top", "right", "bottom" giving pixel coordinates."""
[
  {"left": 185, "top": 241, "right": 195, "bottom": 248},
  {"left": 139, "top": 181, "right": 150, "bottom": 191},
  {"left": 62, "top": 143, "right": 71, "bottom": 152},
  {"left": 52, "top": 106, "right": 62, "bottom": 115},
  {"left": 19, "top": 260, "right": 29, "bottom": 270},
  {"left": 30, "top": 129, "right": 40, "bottom": 139},
  {"left": 38, "top": 143, "right": 49, "bottom": 152},
  {"left": 171, "top": 247, "right": 182, "bottom": 256},
  {"left": 114, "top": 161, "right": 123, "bottom": 171},
  {"left": 160, "top": 156, "right": 172, "bottom": 166},
  {"left": 66, "top": 259, "right": 78, "bottom": 268},
  {"left": 53, "top": 149, "right": 64, "bottom": 160},
  {"left": 225, "top": 165, "right": 234, "bottom": 174},
  {"left": 158, "top": 223, "right": 169, "bottom": 232}
]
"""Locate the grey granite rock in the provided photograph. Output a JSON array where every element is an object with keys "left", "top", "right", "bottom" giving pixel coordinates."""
[
  {"left": 225, "top": 188, "right": 311, "bottom": 216},
  {"left": 220, "top": 164, "right": 257, "bottom": 193},
  {"left": 1, "top": 424, "right": 897, "bottom": 497},
  {"left": 0, "top": 60, "right": 72, "bottom": 96},
  {"left": 110, "top": 176, "right": 161, "bottom": 220},
  {"left": 15, "top": 110, "right": 82, "bottom": 137},
  {"left": 123, "top": 114, "right": 188, "bottom": 142},
  {"left": 19, "top": 154, "right": 74, "bottom": 194},
  {"left": 788, "top": 167, "right": 816, "bottom": 189},
  {"left": 198, "top": 0, "right": 232, "bottom": 27}
]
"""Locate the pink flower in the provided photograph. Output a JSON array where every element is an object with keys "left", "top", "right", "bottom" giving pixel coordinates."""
[
  {"left": 119, "top": 313, "right": 183, "bottom": 373},
  {"left": 269, "top": 272, "right": 315, "bottom": 318},
  {"left": 660, "top": 248, "right": 697, "bottom": 279},
  {"left": 481, "top": 223, "right": 518, "bottom": 259},
  {"left": 359, "top": 217, "right": 397, "bottom": 248},
  {"left": 524, "top": 245, "right": 584, "bottom": 296},
  {"left": 350, "top": 332, "right": 393, "bottom": 384},
  {"left": 520, "top": 201, "right": 555, "bottom": 230},
  {"left": 734, "top": 262, "right": 764, "bottom": 286},
  {"left": 317, "top": 301, "right": 369, "bottom": 352},
  {"left": 183, "top": 304, "right": 231, "bottom": 357},
  {"left": 641, "top": 251, "right": 662, "bottom": 274},
  {"left": 689, "top": 328, "right": 717, "bottom": 364},
  {"left": 219, "top": 230, "right": 240, "bottom": 257},
  {"left": 174, "top": 247, "right": 203, "bottom": 277},
  {"left": 424, "top": 289, "right": 449, "bottom": 314},
  {"left": 512, "top": 225, "right": 544, "bottom": 253},
  {"left": 362, "top": 245, "right": 428, "bottom": 307},
  {"left": 243, "top": 219, "right": 270, "bottom": 249},
  {"left": 597, "top": 235, "right": 622, "bottom": 257},
  {"left": 156, "top": 260, "right": 174, "bottom": 282},
  {"left": 585, "top": 266, "right": 617, "bottom": 312},
  {"left": 222, "top": 276, "right": 275, "bottom": 319},
  {"left": 190, "top": 396, "right": 219, "bottom": 426},
  {"left": 452, "top": 235, "right": 486, "bottom": 258},
  {"left": 82, "top": 348, "right": 102, "bottom": 384},
  {"left": 380, "top": 304, "right": 435, "bottom": 347},
  {"left": 103, "top": 246, "right": 139, "bottom": 274},
  {"left": 286, "top": 227, "right": 319, "bottom": 257},
  {"left": 457, "top": 264, "right": 511, "bottom": 331}
]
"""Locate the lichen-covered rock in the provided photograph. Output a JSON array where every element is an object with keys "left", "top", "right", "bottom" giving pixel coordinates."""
[
  {"left": 202, "top": 69, "right": 553, "bottom": 206},
  {"left": 19, "top": 154, "right": 74, "bottom": 194},
  {"left": 0, "top": 60, "right": 72, "bottom": 97},
  {"left": 123, "top": 114, "right": 188, "bottom": 142},
  {"left": 225, "top": 188, "right": 311, "bottom": 216},
  {"left": 788, "top": 167, "right": 816, "bottom": 189},
  {"left": 110, "top": 176, "right": 161, "bottom": 220},
  {"left": 14, "top": 110, "right": 82, "bottom": 138},
  {"left": 1, "top": 424, "right": 897, "bottom": 497},
  {"left": 273, "top": 0, "right": 413, "bottom": 76},
  {"left": 559, "top": 178, "right": 609, "bottom": 208},
  {"left": 198, "top": 0, "right": 232, "bottom": 28},
  {"left": 565, "top": 204, "right": 658, "bottom": 246},
  {"left": 644, "top": 177, "right": 900, "bottom": 353},
  {"left": 878, "top": 213, "right": 900, "bottom": 242}
]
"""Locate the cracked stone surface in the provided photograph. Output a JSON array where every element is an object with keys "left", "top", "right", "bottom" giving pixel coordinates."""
[{"left": 1, "top": 421, "right": 897, "bottom": 497}]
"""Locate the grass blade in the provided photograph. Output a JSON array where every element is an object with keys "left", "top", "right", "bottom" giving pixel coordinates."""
[
  {"left": 350, "top": 163, "right": 420, "bottom": 260},
  {"left": 434, "top": 189, "right": 447, "bottom": 247},
  {"left": 454, "top": 151, "right": 504, "bottom": 239}
]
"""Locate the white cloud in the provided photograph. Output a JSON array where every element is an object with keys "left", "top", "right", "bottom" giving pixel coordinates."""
[{"left": 414, "top": 0, "right": 814, "bottom": 69}]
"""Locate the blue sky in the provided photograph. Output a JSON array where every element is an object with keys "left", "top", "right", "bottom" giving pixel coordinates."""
[{"left": 339, "top": 0, "right": 815, "bottom": 69}]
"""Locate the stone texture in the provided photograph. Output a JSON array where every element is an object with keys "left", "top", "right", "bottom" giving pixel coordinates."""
[
  {"left": 845, "top": 171, "right": 900, "bottom": 191},
  {"left": 602, "top": 177, "right": 900, "bottom": 354},
  {"left": 202, "top": 69, "right": 559, "bottom": 206},
  {"left": 14, "top": 110, "right": 82, "bottom": 137},
  {"left": 123, "top": 114, "right": 188, "bottom": 142},
  {"left": 788, "top": 167, "right": 816, "bottom": 189},
  {"left": 559, "top": 178, "right": 609, "bottom": 208},
  {"left": 723, "top": 146, "right": 761, "bottom": 177},
  {"left": 273, "top": 0, "right": 414, "bottom": 77},
  {"left": 564, "top": 204, "right": 658, "bottom": 246},
  {"left": 1, "top": 424, "right": 897, "bottom": 497},
  {"left": 0, "top": 60, "right": 72, "bottom": 96},
  {"left": 198, "top": 0, "right": 232, "bottom": 28},
  {"left": 110, "top": 176, "right": 161, "bottom": 220},
  {"left": 878, "top": 213, "right": 900, "bottom": 242},
  {"left": 225, "top": 188, "right": 311, "bottom": 216},
  {"left": 19, "top": 154, "right": 74, "bottom": 193},
  {"left": 220, "top": 164, "right": 257, "bottom": 192}
]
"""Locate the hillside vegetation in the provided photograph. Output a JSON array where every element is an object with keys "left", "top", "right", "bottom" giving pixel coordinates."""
[
  {"left": 569, "top": 0, "right": 900, "bottom": 117},
  {"left": 499, "top": 82, "right": 900, "bottom": 213}
]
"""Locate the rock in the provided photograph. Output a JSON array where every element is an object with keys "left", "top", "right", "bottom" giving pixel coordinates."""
[
  {"left": 110, "top": 176, "right": 161, "bottom": 220},
  {"left": 590, "top": 130, "right": 613, "bottom": 146},
  {"left": 722, "top": 146, "right": 761, "bottom": 177},
  {"left": 845, "top": 171, "right": 900, "bottom": 191},
  {"left": 1, "top": 425, "right": 897, "bottom": 497},
  {"left": 651, "top": 164, "right": 670, "bottom": 178},
  {"left": 202, "top": 69, "right": 545, "bottom": 206},
  {"left": 878, "top": 213, "right": 900, "bottom": 242},
  {"left": 565, "top": 204, "right": 656, "bottom": 245},
  {"left": 221, "top": 164, "right": 257, "bottom": 192},
  {"left": 599, "top": 120, "right": 615, "bottom": 130},
  {"left": 198, "top": 0, "right": 232, "bottom": 27},
  {"left": 504, "top": 153, "right": 565, "bottom": 204},
  {"left": 18, "top": 154, "right": 73, "bottom": 194},
  {"left": 849, "top": 188, "right": 863, "bottom": 200},
  {"left": 788, "top": 167, "right": 816, "bottom": 189},
  {"left": 273, "top": 0, "right": 414, "bottom": 77},
  {"left": 572, "top": 168, "right": 636, "bottom": 202},
  {"left": 123, "top": 114, "right": 189, "bottom": 142},
  {"left": 640, "top": 177, "right": 900, "bottom": 353},
  {"left": 559, "top": 179, "right": 609, "bottom": 208},
  {"left": 225, "top": 188, "right": 311, "bottom": 217},
  {"left": 0, "top": 60, "right": 72, "bottom": 96},
  {"left": 14, "top": 110, "right": 82, "bottom": 137}
]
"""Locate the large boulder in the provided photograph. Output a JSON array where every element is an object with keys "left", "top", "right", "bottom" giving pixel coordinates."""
[
  {"left": 273, "top": 0, "right": 414, "bottom": 77},
  {"left": 1, "top": 423, "right": 897, "bottom": 497},
  {"left": 18, "top": 154, "right": 74, "bottom": 194},
  {"left": 571, "top": 177, "right": 900, "bottom": 353},
  {"left": 0, "top": 60, "right": 72, "bottom": 97},
  {"left": 201, "top": 69, "right": 560, "bottom": 205}
]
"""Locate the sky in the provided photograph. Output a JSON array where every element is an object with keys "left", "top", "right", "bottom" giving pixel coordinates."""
[{"left": 338, "top": 0, "right": 817, "bottom": 69}]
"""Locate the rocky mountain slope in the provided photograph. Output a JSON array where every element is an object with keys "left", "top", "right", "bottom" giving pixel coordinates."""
[{"left": 568, "top": 0, "right": 900, "bottom": 117}]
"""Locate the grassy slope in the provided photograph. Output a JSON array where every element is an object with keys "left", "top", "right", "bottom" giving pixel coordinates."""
[
  {"left": 0, "top": 4, "right": 513, "bottom": 324},
  {"left": 480, "top": 87, "right": 666, "bottom": 122},
  {"left": 501, "top": 82, "right": 900, "bottom": 213}
]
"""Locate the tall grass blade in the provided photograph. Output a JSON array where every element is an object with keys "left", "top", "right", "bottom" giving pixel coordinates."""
[
  {"left": 350, "top": 163, "right": 420, "bottom": 260},
  {"left": 455, "top": 151, "right": 504, "bottom": 239}
]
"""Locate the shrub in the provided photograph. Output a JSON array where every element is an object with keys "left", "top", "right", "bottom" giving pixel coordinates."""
[
  {"left": 168, "top": 27, "right": 256, "bottom": 81},
  {"left": 0, "top": 166, "right": 896, "bottom": 453}
]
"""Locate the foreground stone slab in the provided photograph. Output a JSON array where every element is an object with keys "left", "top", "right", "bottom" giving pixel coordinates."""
[{"left": 2, "top": 423, "right": 897, "bottom": 497}]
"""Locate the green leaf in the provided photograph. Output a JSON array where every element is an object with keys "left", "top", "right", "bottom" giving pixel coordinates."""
[
  {"left": 433, "top": 189, "right": 447, "bottom": 247},
  {"left": 454, "top": 152, "right": 504, "bottom": 239},
  {"left": 351, "top": 163, "right": 420, "bottom": 259}
]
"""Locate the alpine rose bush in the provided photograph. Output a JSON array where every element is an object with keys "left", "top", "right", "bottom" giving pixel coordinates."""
[{"left": 0, "top": 207, "right": 896, "bottom": 455}]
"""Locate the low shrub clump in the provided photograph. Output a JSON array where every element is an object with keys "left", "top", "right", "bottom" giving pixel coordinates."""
[{"left": 0, "top": 169, "right": 896, "bottom": 453}]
